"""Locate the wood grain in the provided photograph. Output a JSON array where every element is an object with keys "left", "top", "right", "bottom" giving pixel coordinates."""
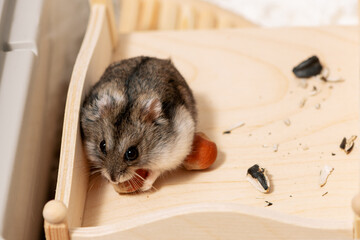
[
  {"left": 79, "top": 27, "right": 358, "bottom": 238},
  {"left": 72, "top": 204, "right": 352, "bottom": 239},
  {"left": 118, "top": 0, "right": 256, "bottom": 33},
  {"left": 53, "top": 3, "right": 113, "bottom": 228}
]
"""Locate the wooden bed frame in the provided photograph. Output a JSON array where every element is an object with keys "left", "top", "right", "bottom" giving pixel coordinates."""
[{"left": 43, "top": 0, "right": 360, "bottom": 239}]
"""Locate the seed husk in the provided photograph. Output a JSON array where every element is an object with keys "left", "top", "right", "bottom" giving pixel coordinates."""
[
  {"left": 319, "top": 165, "right": 334, "bottom": 187},
  {"left": 339, "top": 136, "right": 357, "bottom": 154},
  {"left": 265, "top": 201, "right": 273, "bottom": 207},
  {"left": 293, "top": 56, "right": 323, "bottom": 78},
  {"left": 320, "top": 68, "right": 344, "bottom": 82},
  {"left": 223, "top": 121, "right": 245, "bottom": 134},
  {"left": 299, "top": 98, "right": 307, "bottom": 108},
  {"left": 302, "top": 145, "right": 309, "bottom": 151},
  {"left": 323, "top": 76, "right": 344, "bottom": 83},
  {"left": 321, "top": 67, "right": 329, "bottom": 79},
  {"left": 344, "top": 135, "right": 357, "bottom": 154},
  {"left": 273, "top": 144, "right": 279, "bottom": 152},
  {"left": 339, "top": 137, "right": 346, "bottom": 149},
  {"left": 309, "top": 86, "right": 320, "bottom": 96},
  {"left": 246, "top": 164, "right": 270, "bottom": 193},
  {"left": 283, "top": 118, "right": 291, "bottom": 126}
]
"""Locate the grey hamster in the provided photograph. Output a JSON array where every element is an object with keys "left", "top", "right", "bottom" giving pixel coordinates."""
[{"left": 80, "top": 56, "right": 197, "bottom": 191}]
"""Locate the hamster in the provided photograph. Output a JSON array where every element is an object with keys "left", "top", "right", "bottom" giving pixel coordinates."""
[{"left": 80, "top": 56, "right": 197, "bottom": 191}]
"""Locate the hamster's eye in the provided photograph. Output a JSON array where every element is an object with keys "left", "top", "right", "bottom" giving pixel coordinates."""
[
  {"left": 99, "top": 140, "right": 107, "bottom": 154},
  {"left": 124, "top": 146, "right": 138, "bottom": 161}
]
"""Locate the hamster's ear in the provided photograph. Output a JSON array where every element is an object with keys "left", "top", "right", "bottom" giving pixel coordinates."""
[
  {"left": 142, "top": 98, "right": 162, "bottom": 122},
  {"left": 96, "top": 92, "right": 124, "bottom": 117}
]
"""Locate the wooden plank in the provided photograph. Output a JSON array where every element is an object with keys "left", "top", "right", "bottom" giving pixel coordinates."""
[
  {"left": 53, "top": 3, "right": 113, "bottom": 228},
  {"left": 136, "top": 0, "right": 159, "bottom": 31},
  {"left": 72, "top": 203, "right": 351, "bottom": 239},
  {"left": 118, "top": 0, "right": 256, "bottom": 32},
  {"left": 77, "top": 27, "right": 358, "bottom": 239},
  {"left": 176, "top": 5, "right": 196, "bottom": 30},
  {"left": 118, "top": 0, "right": 140, "bottom": 33},
  {"left": 91, "top": 0, "right": 118, "bottom": 48},
  {"left": 156, "top": 0, "right": 178, "bottom": 30}
]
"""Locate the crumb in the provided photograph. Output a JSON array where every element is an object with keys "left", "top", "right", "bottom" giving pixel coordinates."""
[
  {"left": 265, "top": 201, "right": 273, "bottom": 207},
  {"left": 331, "top": 153, "right": 336, "bottom": 156}
]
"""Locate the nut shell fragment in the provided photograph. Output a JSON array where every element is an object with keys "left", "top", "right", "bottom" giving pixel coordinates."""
[
  {"left": 340, "top": 135, "right": 357, "bottom": 154},
  {"left": 319, "top": 165, "right": 334, "bottom": 187},
  {"left": 113, "top": 169, "right": 149, "bottom": 194},
  {"left": 246, "top": 164, "right": 270, "bottom": 193},
  {"left": 345, "top": 135, "right": 357, "bottom": 154}
]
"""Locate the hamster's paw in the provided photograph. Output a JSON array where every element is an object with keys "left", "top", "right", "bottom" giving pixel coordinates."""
[
  {"left": 140, "top": 170, "right": 161, "bottom": 192},
  {"left": 140, "top": 181, "right": 154, "bottom": 192}
]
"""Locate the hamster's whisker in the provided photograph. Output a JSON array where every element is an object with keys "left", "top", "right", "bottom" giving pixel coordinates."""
[
  {"left": 88, "top": 173, "right": 101, "bottom": 192},
  {"left": 130, "top": 178, "right": 142, "bottom": 194},
  {"left": 133, "top": 171, "right": 146, "bottom": 182},
  {"left": 90, "top": 168, "right": 102, "bottom": 175},
  {"left": 132, "top": 171, "right": 158, "bottom": 192}
]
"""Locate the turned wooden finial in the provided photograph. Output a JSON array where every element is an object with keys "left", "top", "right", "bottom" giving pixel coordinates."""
[
  {"left": 43, "top": 200, "right": 67, "bottom": 224},
  {"left": 352, "top": 193, "right": 360, "bottom": 216}
]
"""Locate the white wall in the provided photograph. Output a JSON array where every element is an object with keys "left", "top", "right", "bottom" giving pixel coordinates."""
[{"left": 205, "top": 0, "right": 358, "bottom": 27}]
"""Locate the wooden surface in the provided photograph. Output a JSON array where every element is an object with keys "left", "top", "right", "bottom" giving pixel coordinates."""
[
  {"left": 53, "top": 2, "right": 113, "bottom": 228},
  {"left": 72, "top": 204, "right": 352, "bottom": 239},
  {"left": 78, "top": 27, "right": 359, "bottom": 237}
]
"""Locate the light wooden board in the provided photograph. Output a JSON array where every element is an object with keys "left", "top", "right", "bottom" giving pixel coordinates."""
[
  {"left": 118, "top": 0, "right": 256, "bottom": 33},
  {"left": 73, "top": 204, "right": 351, "bottom": 239},
  {"left": 80, "top": 27, "right": 359, "bottom": 235},
  {"left": 54, "top": 3, "right": 114, "bottom": 228}
]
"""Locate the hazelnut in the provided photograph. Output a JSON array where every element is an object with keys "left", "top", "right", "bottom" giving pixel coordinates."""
[{"left": 183, "top": 132, "right": 218, "bottom": 170}]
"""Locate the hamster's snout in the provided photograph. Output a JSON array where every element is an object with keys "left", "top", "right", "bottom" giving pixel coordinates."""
[{"left": 106, "top": 168, "right": 135, "bottom": 184}]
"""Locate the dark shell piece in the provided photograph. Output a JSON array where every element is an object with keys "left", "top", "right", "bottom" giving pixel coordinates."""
[
  {"left": 339, "top": 137, "right": 346, "bottom": 150},
  {"left": 293, "top": 56, "right": 323, "bottom": 78},
  {"left": 247, "top": 164, "right": 269, "bottom": 191}
]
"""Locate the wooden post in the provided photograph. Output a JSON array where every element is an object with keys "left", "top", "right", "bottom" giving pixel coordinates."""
[
  {"left": 43, "top": 200, "right": 70, "bottom": 240},
  {"left": 352, "top": 193, "right": 360, "bottom": 239},
  {"left": 90, "top": 0, "right": 118, "bottom": 48},
  {"left": 118, "top": 0, "right": 140, "bottom": 33},
  {"left": 157, "top": 0, "right": 178, "bottom": 30}
]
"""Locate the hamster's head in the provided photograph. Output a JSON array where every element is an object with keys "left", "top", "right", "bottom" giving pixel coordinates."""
[{"left": 80, "top": 83, "right": 194, "bottom": 184}]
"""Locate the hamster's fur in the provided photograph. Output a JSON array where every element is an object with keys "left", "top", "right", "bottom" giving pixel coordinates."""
[{"left": 80, "top": 56, "right": 197, "bottom": 191}]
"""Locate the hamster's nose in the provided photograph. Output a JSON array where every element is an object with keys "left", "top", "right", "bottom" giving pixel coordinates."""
[{"left": 110, "top": 173, "right": 117, "bottom": 182}]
